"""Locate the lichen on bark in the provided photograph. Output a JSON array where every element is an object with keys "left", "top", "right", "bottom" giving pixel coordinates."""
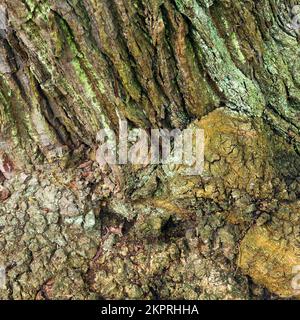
[{"left": 1, "top": 0, "right": 300, "bottom": 300}]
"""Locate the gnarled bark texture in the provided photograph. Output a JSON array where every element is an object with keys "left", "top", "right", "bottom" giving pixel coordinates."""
[{"left": 0, "top": 0, "right": 300, "bottom": 299}]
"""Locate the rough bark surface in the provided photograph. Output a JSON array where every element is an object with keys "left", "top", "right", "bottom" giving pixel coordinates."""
[{"left": 1, "top": 0, "right": 300, "bottom": 299}]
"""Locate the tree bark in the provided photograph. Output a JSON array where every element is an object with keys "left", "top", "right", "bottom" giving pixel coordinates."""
[{"left": 0, "top": 0, "right": 300, "bottom": 299}]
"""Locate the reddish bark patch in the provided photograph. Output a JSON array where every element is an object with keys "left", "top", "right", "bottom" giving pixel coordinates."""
[
  {"left": 0, "top": 186, "right": 10, "bottom": 201},
  {"left": 0, "top": 153, "right": 14, "bottom": 179}
]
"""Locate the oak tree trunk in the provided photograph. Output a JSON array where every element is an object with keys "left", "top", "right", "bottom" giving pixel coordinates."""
[{"left": 0, "top": 0, "right": 300, "bottom": 299}]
